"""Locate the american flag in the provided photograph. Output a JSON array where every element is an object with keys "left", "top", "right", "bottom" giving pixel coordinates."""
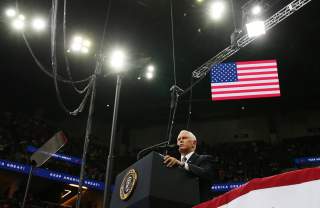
[{"left": 211, "top": 60, "right": 280, "bottom": 101}]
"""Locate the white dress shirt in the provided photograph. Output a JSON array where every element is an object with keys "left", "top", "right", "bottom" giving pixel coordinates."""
[{"left": 180, "top": 151, "right": 194, "bottom": 171}]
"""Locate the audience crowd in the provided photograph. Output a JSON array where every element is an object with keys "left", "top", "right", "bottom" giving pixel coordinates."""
[{"left": 1, "top": 111, "right": 320, "bottom": 207}]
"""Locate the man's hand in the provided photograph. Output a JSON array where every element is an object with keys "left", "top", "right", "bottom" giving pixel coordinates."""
[{"left": 163, "top": 155, "right": 183, "bottom": 168}]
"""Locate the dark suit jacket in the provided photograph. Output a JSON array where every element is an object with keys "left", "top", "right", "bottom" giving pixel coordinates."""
[{"left": 185, "top": 153, "right": 216, "bottom": 202}]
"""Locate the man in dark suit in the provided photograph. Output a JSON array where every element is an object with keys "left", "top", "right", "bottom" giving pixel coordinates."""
[{"left": 163, "top": 130, "right": 215, "bottom": 202}]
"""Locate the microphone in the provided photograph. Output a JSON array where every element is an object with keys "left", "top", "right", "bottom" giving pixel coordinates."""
[
  {"left": 137, "top": 142, "right": 177, "bottom": 160},
  {"left": 156, "top": 143, "right": 177, "bottom": 150}
]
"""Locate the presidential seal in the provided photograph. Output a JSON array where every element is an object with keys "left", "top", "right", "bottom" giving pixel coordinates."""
[{"left": 119, "top": 169, "right": 138, "bottom": 200}]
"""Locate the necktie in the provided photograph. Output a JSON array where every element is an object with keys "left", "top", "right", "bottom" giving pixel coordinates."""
[{"left": 182, "top": 156, "right": 187, "bottom": 163}]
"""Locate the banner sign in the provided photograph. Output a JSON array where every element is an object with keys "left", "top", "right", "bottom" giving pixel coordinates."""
[
  {"left": 0, "top": 159, "right": 103, "bottom": 190},
  {"left": 294, "top": 156, "right": 320, "bottom": 165},
  {"left": 211, "top": 182, "right": 245, "bottom": 192},
  {"left": 26, "top": 145, "right": 82, "bottom": 165}
]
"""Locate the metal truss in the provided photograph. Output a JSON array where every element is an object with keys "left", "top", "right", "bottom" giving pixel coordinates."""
[{"left": 192, "top": 0, "right": 312, "bottom": 79}]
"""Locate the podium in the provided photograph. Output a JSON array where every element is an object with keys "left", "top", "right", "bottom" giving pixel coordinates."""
[{"left": 110, "top": 152, "right": 200, "bottom": 208}]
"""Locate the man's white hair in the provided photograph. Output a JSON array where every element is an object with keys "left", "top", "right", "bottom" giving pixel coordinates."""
[{"left": 179, "top": 130, "right": 197, "bottom": 141}]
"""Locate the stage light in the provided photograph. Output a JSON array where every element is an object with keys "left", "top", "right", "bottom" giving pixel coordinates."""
[
  {"left": 147, "top": 65, "right": 155, "bottom": 72},
  {"left": 251, "top": 5, "right": 262, "bottom": 15},
  {"left": 209, "top": 1, "right": 226, "bottom": 21},
  {"left": 81, "top": 47, "right": 89, "bottom": 54},
  {"left": 246, "top": 20, "right": 265, "bottom": 38},
  {"left": 31, "top": 17, "right": 46, "bottom": 32},
  {"left": 18, "top": 14, "right": 25, "bottom": 20},
  {"left": 11, "top": 18, "right": 25, "bottom": 31},
  {"left": 69, "top": 35, "right": 91, "bottom": 54},
  {"left": 5, "top": 8, "right": 16, "bottom": 18},
  {"left": 145, "top": 72, "right": 154, "bottom": 80},
  {"left": 83, "top": 40, "right": 91, "bottom": 47},
  {"left": 71, "top": 42, "right": 82, "bottom": 52},
  {"left": 197, "top": 0, "right": 204, "bottom": 3},
  {"left": 109, "top": 49, "right": 127, "bottom": 71},
  {"left": 74, "top": 36, "right": 83, "bottom": 43}
]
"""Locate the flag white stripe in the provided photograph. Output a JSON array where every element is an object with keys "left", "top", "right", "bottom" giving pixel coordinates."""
[
  {"left": 212, "top": 90, "right": 280, "bottom": 98},
  {"left": 212, "top": 85, "right": 279, "bottom": 92},
  {"left": 238, "top": 74, "right": 278, "bottom": 79},
  {"left": 211, "top": 79, "right": 279, "bottom": 86},
  {"left": 237, "top": 68, "right": 278, "bottom": 74},
  {"left": 237, "top": 63, "right": 277, "bottom": 68},
  {"left": 217, "top": 180, "right": 320, "bottom": 208}
]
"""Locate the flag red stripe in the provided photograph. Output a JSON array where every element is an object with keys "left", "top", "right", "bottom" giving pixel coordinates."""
[
  {"left": 237, "top": 71, "right": 278, "bottom": 76},
  {"left": 211, "top": 82, "right": 279, "bottom": 89},
  {"left": 212, "top": 93, "right": 280, "bottom": 100},
  {"left": 212, "top": 88, "right": 280, "bottom": 94},
  {"left": 239, "top": 76, "right": 278, "bottom": 81},
  {"left": 237, "top": 65, "right": 278, "bottom": 70},
  {"left": 236, "top": 60, "right": 277, "bottom": 65}
]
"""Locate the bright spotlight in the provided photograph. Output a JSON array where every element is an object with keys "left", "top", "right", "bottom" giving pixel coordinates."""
[
  {"left": 83, "top": 40, "right": 91, "bottom": 47},
  {"left": 209, "top": 1, "right": 226, "bottom": 21},
  {"left": 145, "top": 72, "right": 154, "bottom": 80},
  {"left": 18, "top": 14, "right": 25, "bottom": 20},
  {"left": 246, "top": 20, "right": 265, "bottom": 38},
  {"left": 147, "top": 65, "right": 155, "bottom": 72},
  {"left": 31, "top": 17, "right": 46, "bottom": 31},
  {"left": 251, "top": 5, "right": 262, "bottom": 15},
  {"left": 71, "top": 42, "right": 82, "bottom": 52},
  {"left": 109, "top": 49, "right": 127, "bottom": 71},
  {"left": 73, "top": 36, "right": 83, "bottom": 43},
  {"left": 81, "top": 47, "right": 89, "bottom": 54},
  {"left": 5, "top": 8, "right": 16, "bottom": 18},
  {"left": 69, "top": 35, "right": 91, "bottom": 54},
  {"left": 11, "top": 19, "right": 25, "bottom": 31}
]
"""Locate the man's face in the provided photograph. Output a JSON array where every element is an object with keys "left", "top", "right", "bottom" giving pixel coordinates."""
[{"left": 177, "top": 131, "right": 196, "bottom": 154}]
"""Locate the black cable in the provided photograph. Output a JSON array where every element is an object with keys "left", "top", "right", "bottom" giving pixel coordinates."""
[
  {"left": 230, "top": 0, "right": 237, "bottom": 30},
  {"left": 21, "top": 33, "right": 93, "bottom": 84},
  {"left": 76, "top": 0, "right": 114, "bottom": 206},
  {"left": 169, "top": 0, "right": 177, "bottom": 85},
  {"left": 97, "top": 0, "right": 112, "bottom": 54},
  {"left": 76, "top": 76, "right": 97, "bottom": 208},
  {"left": 16, "top": 2, "right": 93, "bottom": 84},
  {"left": 63, "top": 0, "right": 90, "bottom": 93},
  {"left": 52, "top": 0, "right": 69, "bottom": 114},
  {"left": 186, "top": 76, "right": 194, "bottom": 130},
  {"left": 166, "top": 94, "right": 179, "bottom": 146},
  {"left": 165, "top": 0, "right": 177, "bottom": 142},
  {"left": 51, "top": 0, "right": 93, "bottom": 115},
  {"left": 165, "top": 93, "right": 174, "bottom": 144},
  {"left": 181, "top": 73, "right": 206, "bottom": 97},
  {"left": 93, "top": 0, "right": 113, "bottom": 76},
  {"left": 165, "top": 0, "right": 180, "bottom": 147}
]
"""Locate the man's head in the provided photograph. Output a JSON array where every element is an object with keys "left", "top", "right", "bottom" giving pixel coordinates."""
[{"left": 176, "top": 130, "right": 197, "bottom": 155}]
